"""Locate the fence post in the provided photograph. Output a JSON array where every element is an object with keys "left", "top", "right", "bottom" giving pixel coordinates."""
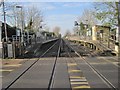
[{"left": 13, "top": 38, "right": 16, "bottom": 58}]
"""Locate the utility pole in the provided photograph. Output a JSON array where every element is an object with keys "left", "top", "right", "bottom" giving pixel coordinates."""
[{"left": 3, "top": 0, "right": 7, "bottom": 42}]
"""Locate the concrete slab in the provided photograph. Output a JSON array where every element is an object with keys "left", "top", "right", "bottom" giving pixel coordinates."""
[
  {"left": 52, "top": 58, "right": 71, "bottom": 88},
  {"left": 84, "top": 57, "right": 118, "bottom": 88},
  {"left": 2, "top": 59, "right": 36, "bottom": 88},
  {"left": 75, "top": 57, "right": 110, "bottom": 88},
  {"left": 7, "top": 58, "right": 55, "bottom": 88}
]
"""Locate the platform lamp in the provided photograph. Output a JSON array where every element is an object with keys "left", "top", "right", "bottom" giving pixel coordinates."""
[
  {"left": 16, "top": 5, "right": 23, "bottom": 44},
  {"left": 16, "top": 5, "right": 24, "bottom": 56}
]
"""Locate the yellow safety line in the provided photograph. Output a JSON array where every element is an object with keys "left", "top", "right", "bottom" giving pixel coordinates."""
[
  {"left": 67, "top": 62, "right": 91, "bottom": 89},
  {"left": 69, "top": 70, "right": 81, "bottom": 73},
  {"left": 70, "top": 76, "right": 85, "bottom": 79},
  {"left": 71, "top": 82, "right": 89, "bottom": 85},
  {"left": 0, "top": 69, "right": 13, "bottom": 72},
  {"left": 68, "top": 63, "right": 77, "bottom": 66},
  {"left": 4, "top": 64, "right": 22, "bottom": 67},
  {"left": 73, "top": 85, "right": 90, "bottom": 88},
  {"left": 70, "top": 78, "right": 87, "bottom": 81}
]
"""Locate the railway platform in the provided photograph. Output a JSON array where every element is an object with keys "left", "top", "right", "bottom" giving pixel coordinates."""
[
  {"left": 1, "top": 39, "right": 119, "bottom": 90},
  {"left": 69, "top": 39, "right": 118, "bottom": 56}
]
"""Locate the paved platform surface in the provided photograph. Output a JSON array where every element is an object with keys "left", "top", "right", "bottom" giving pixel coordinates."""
[
  {"left": 1, "top": 39, "right": 119, "bottom": 89},
  {"left": 84, "top": 57, "right": 118, "bottom": 88},
  {"left": 8, "top": 58, "right": 55, "bottom": 88}
]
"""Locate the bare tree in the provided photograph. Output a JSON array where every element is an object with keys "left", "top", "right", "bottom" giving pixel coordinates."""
[
  {"left": 76, "top": 9, "right": 98, "bottom": 36},
  {"left": 78, "top": 9, "right": 97, "bottom": 26},
  {"left": 0, "top": 2, "right": 18, "bottom": 26},
  {"left": 64, "top": 29, "right": 71, "bottom": 37},
  {"left": 25, "top": 6, "right": 43, "bottom": 33},
  {"left": 73, "top": 27, "right": 78, "bottom": 35},
  {"left": 53, "top": 26, "right": 60, "bottom": 37},
  {"left": 1, "top": 3, "right": 43, "bottom": 33}
]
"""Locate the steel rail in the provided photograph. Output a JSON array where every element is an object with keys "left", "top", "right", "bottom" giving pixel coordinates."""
[
  {"left": 74, "top": 41, "right": 119, "bottom": 68},
  {"left": 71, "top": 41, "right": 119, "bottom": 68},
  {"left": 3, "top": 40, "right": 59, "bottom": 90},
  {"left": 65, "top": 43, "right": 91, "bottom": 89},
  {"left": 63, "top": 40, "right": 117, "bottom": 90},
  {"left": 48, "top": 39, "right": 62, "bottom": 90}
]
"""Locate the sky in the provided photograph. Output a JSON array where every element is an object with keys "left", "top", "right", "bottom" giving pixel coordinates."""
[
  {"left": 0, "top": 1, "right": 95, "bottom": 35},
  {"left": 0, "top": 0, "right": 119, "bottom": 35},
  {"left": 46, "top": 2, "right": 93, "bottom": 35},
  {"left": 22, "top": 2, "right": 94, "bottom": 35}
]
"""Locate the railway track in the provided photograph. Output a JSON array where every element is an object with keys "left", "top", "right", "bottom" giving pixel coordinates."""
[
  {"left": 2, "top": 39, "right": 118, "bottom": 89},
  {"left": 63, "top": 42, "right": 91, "bottom": 89},
  {"left": 63, "top": 40, "right": 118, "bottom": 90},
  {"left": 68, "top": 40, "right": 119, "bottom": 68},
  {"left": 2, "top": 39, "right": 61, "bottom": 90},
  {"left": 48, "top": 39, "right": 61, "bottom": 90}
]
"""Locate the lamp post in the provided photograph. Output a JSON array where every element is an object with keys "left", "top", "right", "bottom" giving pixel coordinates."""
[
  {"left": 16, "top": 5, "right": 24, "bottom": 56},
  {"left": 16, "top": 5, "right": 24, "bottom": 44}
]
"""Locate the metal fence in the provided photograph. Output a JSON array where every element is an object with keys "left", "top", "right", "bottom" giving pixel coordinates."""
[{"left": 1, "top": 35, "right": 35, "bottom": 59}]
